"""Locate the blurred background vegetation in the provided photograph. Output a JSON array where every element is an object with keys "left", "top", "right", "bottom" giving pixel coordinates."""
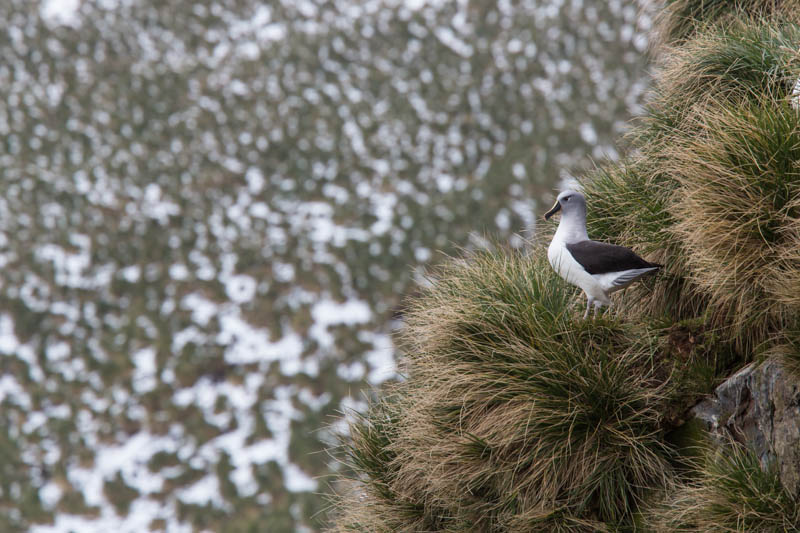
[{"left": 0, "top": 0, "right": 655, "bottom": 531}]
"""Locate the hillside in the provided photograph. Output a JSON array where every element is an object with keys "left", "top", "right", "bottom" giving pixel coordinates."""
[{"left": 329, "top": 4, "right": 800, "bottom": 532}]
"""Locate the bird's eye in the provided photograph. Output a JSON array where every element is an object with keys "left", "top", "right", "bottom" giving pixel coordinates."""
[{"left": 564, "top": 196, "right": 570, "bottom": 202}]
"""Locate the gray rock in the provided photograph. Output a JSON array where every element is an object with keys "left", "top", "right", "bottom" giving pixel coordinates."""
[{"left": 691, "top": 358, "right": 800, "bottom": 496}]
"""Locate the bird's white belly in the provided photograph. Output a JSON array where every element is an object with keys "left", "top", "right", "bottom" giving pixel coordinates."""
[{"left": 547, "top": 241, "right": 610, "bottom": 303}]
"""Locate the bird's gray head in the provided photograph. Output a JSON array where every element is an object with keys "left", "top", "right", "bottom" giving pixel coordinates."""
[{"left": 543, "top": 190, "right": 586, "bottom": 221}]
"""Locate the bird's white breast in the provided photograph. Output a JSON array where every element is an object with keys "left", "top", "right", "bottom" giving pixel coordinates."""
[{"left": 547, "top": 238, "right": 608, "bottom": 302}]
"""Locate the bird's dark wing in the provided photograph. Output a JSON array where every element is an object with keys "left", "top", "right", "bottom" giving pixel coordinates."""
[{"left": 565, "top": 240, "right": 659, "bottom": 275}]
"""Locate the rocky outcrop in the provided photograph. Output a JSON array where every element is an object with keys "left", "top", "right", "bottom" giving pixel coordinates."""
[{"left": 691, "top": 357, "right": 800, "bottom": 496}]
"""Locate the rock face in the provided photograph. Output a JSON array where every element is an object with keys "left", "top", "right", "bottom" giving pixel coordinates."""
[{"left": 691, "top": 357, "right": 800, "bottom": 496}]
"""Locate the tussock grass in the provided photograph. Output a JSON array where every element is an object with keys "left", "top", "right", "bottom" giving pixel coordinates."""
[
  {"left": 396, "top": 251, "right": 673, "bottom": 527},
  {"left": 666, "top": 97, "right": 800, "bottom": 350},
  {"left": 645, "top": 439, "right": 800, "bottom": 532},
  {"left": 659, "top": 21, "right": 800, "bottom": 101},
  {"left": 330, "top": 250, "right": 679, "bottom": 531},
  {"left": 653, "top": 0, "right": 800, "bottom": 48},
  {"left": 637, "top": 19, "right": 800, "bottom": 152},
  {"left": 330, "top": 395, "right": 457, "bottom": 532}
]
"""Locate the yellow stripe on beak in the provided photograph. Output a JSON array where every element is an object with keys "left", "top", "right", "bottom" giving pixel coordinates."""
[{"left": 543, "top": 200, "right": 561, "bottom": 220}]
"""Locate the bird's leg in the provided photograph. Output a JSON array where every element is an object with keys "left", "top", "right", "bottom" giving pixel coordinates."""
[{"left": 584, "top": 297, "right": 594, "bottom": 320}]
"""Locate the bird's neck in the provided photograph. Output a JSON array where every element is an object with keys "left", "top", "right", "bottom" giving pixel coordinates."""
[{"left": 554, "top": 213, "right": 589, "bottom": 244}]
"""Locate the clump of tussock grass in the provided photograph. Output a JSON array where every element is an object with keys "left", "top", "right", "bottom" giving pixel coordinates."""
[
  {"left": 329, "top": 394, "right": 458, "bottom": 532},
  {"left": 665, "top": 96, "right": 800, "bottom": 351},
  {"left": 637, "top": 19, "right": 800, "bottom": 152},
  {"left": 328, "top": 250, "right": 741, "bottom": 532},
  {"left": 582, "top": 161, "right": 674, "bottom": 254},
  {"left": 645, "top": 439, "right": 800, "bottom": 532},
  {"left": 653, "top": 0, "right": 800, "bottom": 49},
  {"left": 659, "top": 21, "right": 800, "bottom": 101},
  {"left": 384, "top": 249, "right": 675, "bottom": 530}
]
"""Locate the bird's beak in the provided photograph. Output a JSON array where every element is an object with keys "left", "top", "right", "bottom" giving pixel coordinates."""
[{"left": 543, "top": 200, "right": 561, "bottom": 220}]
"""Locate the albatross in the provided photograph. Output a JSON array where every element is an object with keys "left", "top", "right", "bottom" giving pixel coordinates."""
[{"left": 544, "top": 190, "right": 660, "bottom": 318}]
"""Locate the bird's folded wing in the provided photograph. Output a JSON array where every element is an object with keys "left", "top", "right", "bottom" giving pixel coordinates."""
[
  {"left": 609, "top": 267, "right": 659, "bottom": 287},
  {"left": 565, "top": 240, "right": 657, "bottom": 275}
]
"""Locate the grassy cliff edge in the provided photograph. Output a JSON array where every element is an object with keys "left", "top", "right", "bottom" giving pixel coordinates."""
[{"left": 328, "top": 6, "right": 800, "bottom": 532}]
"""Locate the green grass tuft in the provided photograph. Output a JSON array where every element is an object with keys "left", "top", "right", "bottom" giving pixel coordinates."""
[
  {"left": 653, "top": 0, "right": 800, "bottom": 48},
  {"left": 329, "top": 394, "right": 458, "bottom": 532},
  {"left": 637, "top": 19, "right": 800, "bottom": 152},
  {"left": 645, "top": 439, "right": 800, "bottom": 531}
]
